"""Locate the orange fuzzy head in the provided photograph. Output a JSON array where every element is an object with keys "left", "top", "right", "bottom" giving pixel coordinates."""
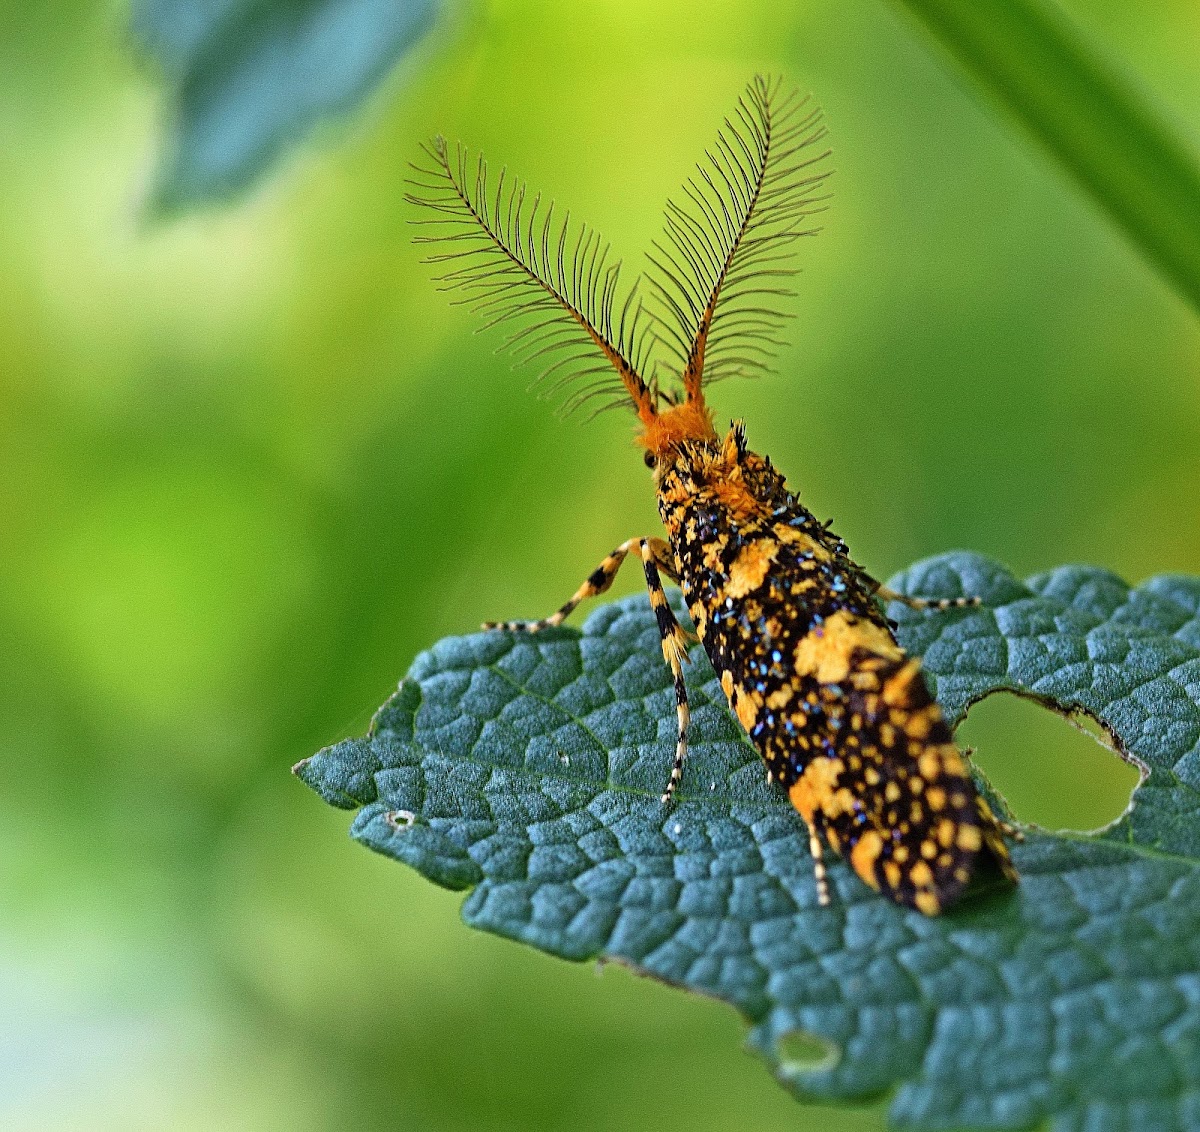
[{"left": 635, "top": 392, "right": 718, "bottom": 461}]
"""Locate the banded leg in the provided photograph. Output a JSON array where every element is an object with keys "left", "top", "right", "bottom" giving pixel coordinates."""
[
  {"left": 641, "top": 541, "right": 692, "bottom": 806},
  {"left": 875, "top": 584, "right": 980, "bottom": 612},
  {"left": 993, "top": 816, "right": 1024, "bottom": 842},
  {"left": 483, "top": 538, "right": 691, "bottom": 806},
  {"left": 485, "top": 538, "right": 637, "bottom": 631},
  {"left": 807, "top": 815, "right": 831, "bottom": 907},
  {"left": 963, "top": 750, "right": 1025, "bottom": 844},
  {"left": 483, "top": 537, "right": 680, "bottom": 632},
  {"left": 977, "top": 795, "right": 1025, "bottom": 843}
]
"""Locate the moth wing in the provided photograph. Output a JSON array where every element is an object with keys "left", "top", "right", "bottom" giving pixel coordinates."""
[{"left": 793, "top": 651, "right": 1014, "bottom": 915}]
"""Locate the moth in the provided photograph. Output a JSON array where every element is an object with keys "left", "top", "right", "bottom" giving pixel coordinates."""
[{"left": 407, "top": 75, "right": 1018, "bottom": 914}]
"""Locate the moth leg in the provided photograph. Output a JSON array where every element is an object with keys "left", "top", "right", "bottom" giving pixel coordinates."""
[
  {"left": 483, "top": 537, "right": 646, "bottom": 632},
  {"left": 806, "top": 816, "right": 831, "bottom": 907},
  {"left": 644, "top": 537, "right": 700, "bottom": 644},
  {"left": 875, "top": 584, "right": 981, "bottom": 612},
  {"left": 484, "top": 538, "right": 693, "bottom": 804},
  {"left": 976, "top": 793, "right": 1026, "bottom": 844},
  {"left": 640, "top": 541, "right": 693, "bottom": 807},
  {"left": 643, "top": 537, "right": 681, "bottom": 583},
  {"left": 961, "top": 751, "right": 1026, "bottom": 848}
]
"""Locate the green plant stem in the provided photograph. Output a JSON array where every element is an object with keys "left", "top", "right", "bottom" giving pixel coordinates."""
[{"left": 894, "top": 0, "right": 1200, "bottom": 316}]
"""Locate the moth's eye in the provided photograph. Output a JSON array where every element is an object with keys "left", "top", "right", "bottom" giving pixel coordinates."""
[{"left": 643, "top": 451, "right": 657, "bottom": 469}]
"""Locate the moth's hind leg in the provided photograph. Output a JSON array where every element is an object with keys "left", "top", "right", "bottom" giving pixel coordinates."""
[
  {"left": 483, "top": 537, "right": 647, "bottom": 632},
  {"left": 961, "top": 749, "right": 1026, "bottom": 847},
  {"left": 976, "top": 793, "right": 1026, "bottom": 853},
  {"left": 994, "top": 817, "right": 1025, "bottom": 842},
  {"left": 806, "top": 816, "right": 832, "bottom": 907},
  {"left": 639, "top": 542, "right": 693, "bottom": 807},
  {"left": 874, "top": 584, "right": 981, "bottom": 613}
]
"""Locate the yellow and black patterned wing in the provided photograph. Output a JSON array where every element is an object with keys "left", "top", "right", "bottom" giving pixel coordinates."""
[
  {"left": 788, "top": 651, "right": 1015, "bottom": 915},
  {"left": 662, "top": 427, "right": 1017, "bottom": 914}
]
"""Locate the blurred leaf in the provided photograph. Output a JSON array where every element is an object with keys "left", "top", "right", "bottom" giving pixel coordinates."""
[
  {"left": 893, "top": 0, "right": 1200, "bottom": 316},
  {"left": 297, "top": 552, "right": 1200, "bottom": 1130},
  {"left": 132, "top": 0, "right": 437, "bottom": 212}
]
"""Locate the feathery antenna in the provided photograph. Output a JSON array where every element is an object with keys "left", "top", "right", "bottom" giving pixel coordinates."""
[
  {"left": 646, "top": 75, "right": 832, "bottom": 398},
  {"left": 405, "top": 138, "right": 656, "bottom": 420}
]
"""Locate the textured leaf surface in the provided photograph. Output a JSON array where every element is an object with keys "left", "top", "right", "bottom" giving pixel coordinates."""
[
  {"left": 297, "top": 552, "right": 1200, "bottom": 1131},
  {"left": 133, "top": 0, "right": 436, "bottom": 211}
]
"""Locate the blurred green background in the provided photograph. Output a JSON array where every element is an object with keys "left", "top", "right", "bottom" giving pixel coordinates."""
[{"left": 3, "top": 1, "right": 1199, "bottom": 1129}]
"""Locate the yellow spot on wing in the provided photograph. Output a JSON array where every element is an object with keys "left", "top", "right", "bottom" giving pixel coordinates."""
[
  {"left": 726, "top": 539, "right": 778, "bottom": 598},
  {"left": 788, "top": 757, "right": 843, "bottom": 823},
  {"left": 914, "top": 891, "right": 941, "bottom": 916},
  {"left": 957, "top": 824, "right": 983, "bottom": 851},
  {"left": 942, "top": 749, "right": 967, "bottom": 776},
  {"left": 734, "top": 688, "right": 758, "bottom": 732},
  {"left": 774, "top": 524, "right": 829, "bottom": 555},
  {"left": 906, "top": 711, "right": 933, "bottom": 740},
  {"left": 909, "top": 860, "right": 933, "bottom": 888},
  {"left": 919, "top": 750, "right": 943, "bottom": 780},
  {"left": 792, "top": 610, "right": 903, "bottom": 684},
  {"left": 703, "top": 538, "right": 727, "bottom": 571},
  {"left": 766, "top": 686, "right": 793, "bottom": 709},
  {"left": 850, "top": 830, "right": 883, "bottom": 889},
  {"left": 882, "top": 659, "right": 922, "bottom": 706}
]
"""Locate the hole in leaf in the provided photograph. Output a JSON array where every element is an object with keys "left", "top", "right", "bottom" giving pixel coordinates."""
[
  {"left": 957, "top": 692, "right": 1142, "bottom": 832},
  {"left": 774, "top": 1030, "right": 841, "bottom": 1075},
  {"left": 384, "top": 809, "right": 417, "bottom": 830}
]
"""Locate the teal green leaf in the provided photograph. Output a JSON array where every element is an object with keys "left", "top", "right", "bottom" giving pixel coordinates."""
[
  {"left": 893, "top": 0, "right": 1200, "bottom": 316},
  {"left": 132, "top": 0, "right": 437, "bottom": 212},
  {"left": 296, "top": 552, "right": 1200, "bottom": 1131}
]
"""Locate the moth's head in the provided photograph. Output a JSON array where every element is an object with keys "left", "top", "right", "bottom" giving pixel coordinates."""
[
  {"left": 636, "top": 391, "right": 717, "bottom": 472},
  {"left": 640, "top": 407, "right": 749, "bottom": 489}
]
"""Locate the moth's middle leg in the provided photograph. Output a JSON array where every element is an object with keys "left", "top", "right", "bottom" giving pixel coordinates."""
[
  {"left": 639, "top": 541, "right": 693, "bottom": 807},
  {"left": 874, "top": 584, "right": 980, "bottom": 613},
  {"left": 806, "top": 815, "right": 832, "bottom": 907}
]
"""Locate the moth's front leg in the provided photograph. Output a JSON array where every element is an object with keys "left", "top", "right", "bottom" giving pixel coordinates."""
[
  {"left": 484, "top": 537, "right": 693, "bottom": 806},
  {"left": 483, "top": 537, "right": 681, "bottom": 633},
  {"left": 483, "top": 538, "right": 640, "bottom": 632},
  {"left": 639, "top": 542, "right": 693, "bottom": 806}
]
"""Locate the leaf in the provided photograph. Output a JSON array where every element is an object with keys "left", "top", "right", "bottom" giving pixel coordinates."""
[
  {"left": 132, "top": 0, "right": 437, "bottom": 212},
  {"left": 296, "top": 552, "right": 1200, "bottom": 1131},
  {"left": 892, "top": 0, "right": 1200, "bottom": 317}
]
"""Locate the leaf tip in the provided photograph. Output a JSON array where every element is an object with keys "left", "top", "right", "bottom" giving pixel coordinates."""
[{"left": 293, "top": 739, "right": 380, "bottom": 809}]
